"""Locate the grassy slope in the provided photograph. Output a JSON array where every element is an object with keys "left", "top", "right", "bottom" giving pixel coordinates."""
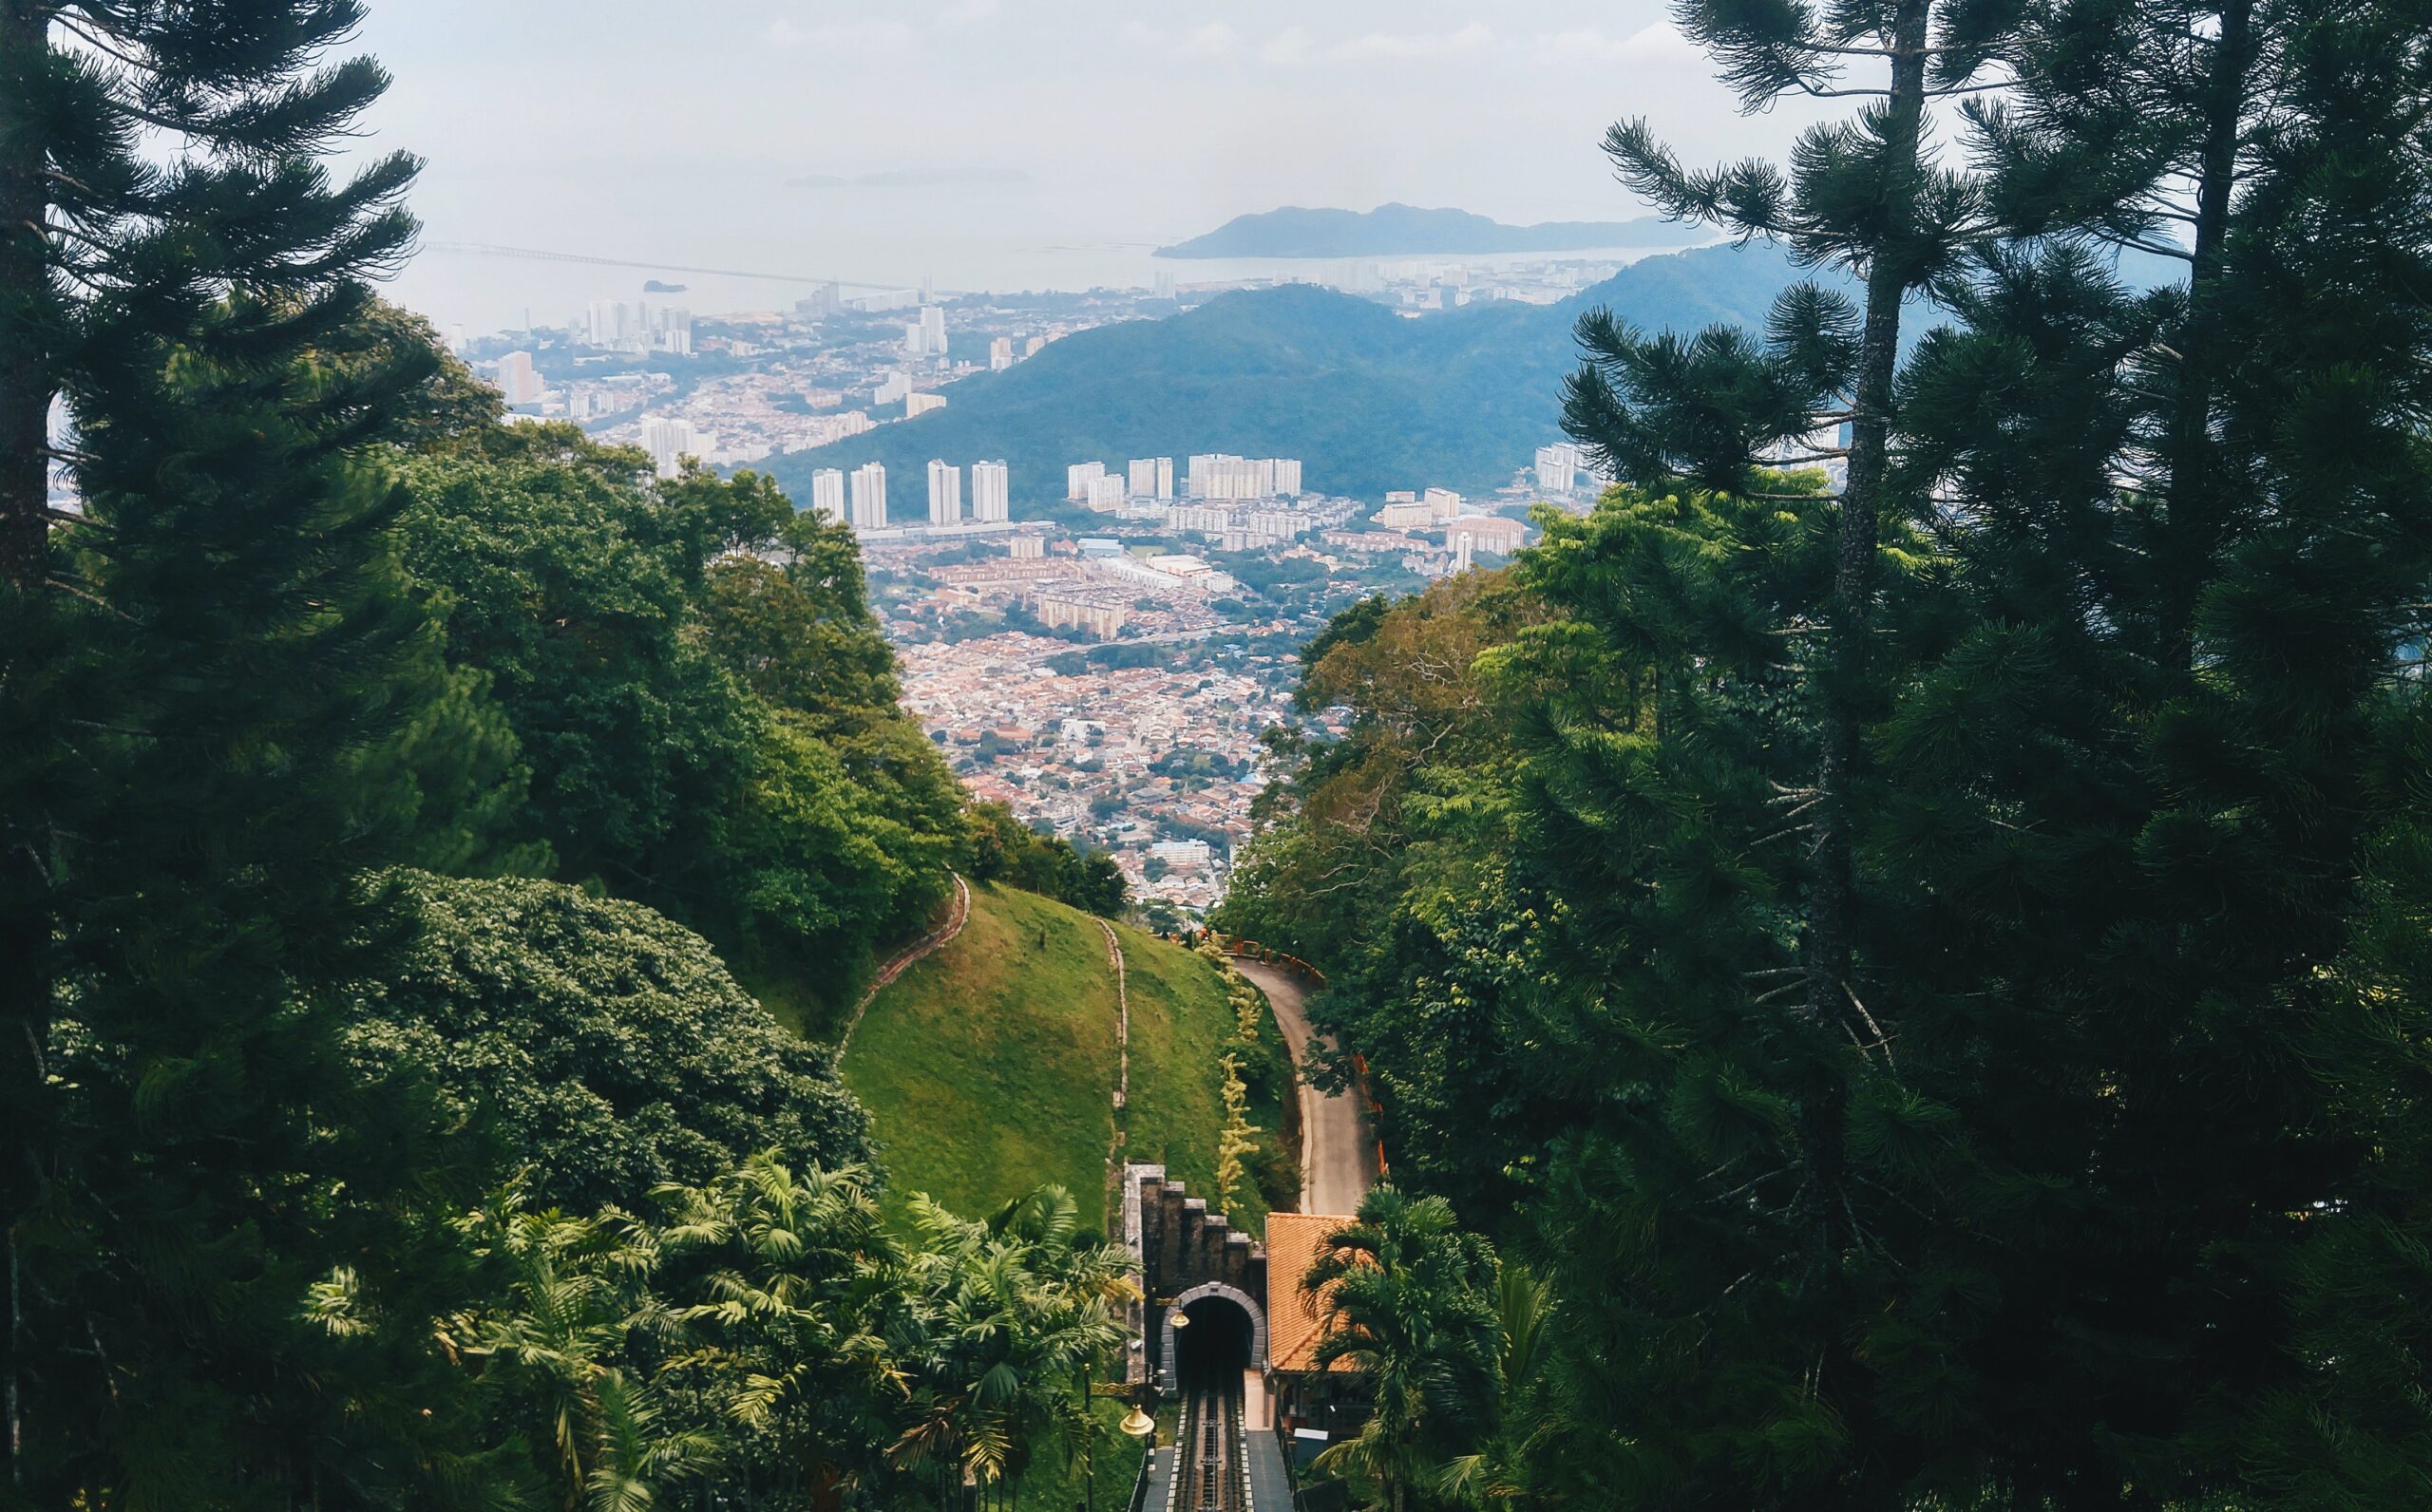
[
  {"left": 808, "top": 894, "right": 1281, "bottom": 1505},
  {"left": 1118, "top": 925, "right": 1290, "bottom": 1237},
  {"left": 841, "top": 881, "right": 1121, "bottom": 1230}
]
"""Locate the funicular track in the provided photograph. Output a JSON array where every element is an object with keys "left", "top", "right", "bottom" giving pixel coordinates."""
[{"left": 1175, "top": 1378, "right": 1246, "bottom": 1511}]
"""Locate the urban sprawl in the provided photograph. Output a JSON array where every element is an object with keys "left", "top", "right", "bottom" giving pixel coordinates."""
[{"left": 457, "top": 265, "right": 1624, "bottom": 914}]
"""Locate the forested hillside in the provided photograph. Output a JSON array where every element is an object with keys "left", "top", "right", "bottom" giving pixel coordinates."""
[
  {"left": 769, "top": 241, "right": 1814, "bottom": 503},
  {"left": 5, "top": 1, "right": 2430, "bottom": 1510},
  {"left": 1218, "top": 0, "right": 2432, "bottom": 1503},
  {"left": 0, "top": 8, "right": 1142, "bottom": 1500}
]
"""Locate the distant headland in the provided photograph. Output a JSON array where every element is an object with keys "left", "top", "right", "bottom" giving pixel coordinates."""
[{"left": 1154, "top": 203, "right": 1710, "bottom": 259}]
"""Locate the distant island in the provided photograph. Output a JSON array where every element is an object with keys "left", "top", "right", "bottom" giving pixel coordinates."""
[
  {"left": 1155, "top": 203, "right": 1711, "bottom": 259},
  {"left": 642, "top": 279, "right": 688, "bottom": 293}
]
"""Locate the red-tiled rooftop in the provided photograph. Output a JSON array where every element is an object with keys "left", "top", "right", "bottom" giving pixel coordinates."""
[{"left": 1264, "top": 1211, "right": 1358, "bottom": 1374}]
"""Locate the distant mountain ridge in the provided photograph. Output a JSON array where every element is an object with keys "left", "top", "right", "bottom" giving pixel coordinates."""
[
  {"left": 767, "top": 242, "right": 1821, "bottom": 507},
  {"left": 1155, "top": 203, "right": 1710, "bottom": 259}
]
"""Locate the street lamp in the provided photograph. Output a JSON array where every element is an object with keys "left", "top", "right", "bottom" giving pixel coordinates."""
[{"left": 1119, "top": 1404, "right": 1156, "bottom": 1439}]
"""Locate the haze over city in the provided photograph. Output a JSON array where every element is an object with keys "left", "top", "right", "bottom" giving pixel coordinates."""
[{"left": 356, "top": 0, "right": 1836, "bottom": 328}]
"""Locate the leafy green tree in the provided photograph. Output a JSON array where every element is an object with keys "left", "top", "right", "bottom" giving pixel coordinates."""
[
  {"left": 891, "top": 1185, "right": 1135, "bottom": 1497},
  {"left": 448, "top": 1197, "right": 716, "bottom": 1512},
  {"left": 1304, "top": 1186, "right": 1498, "bottom": 1512},
  {"left": 646, "top": 1157, "right": 908, "bottom": 1509},
  {"left": 1438, "top": 1266, "right": 1563, "bottom": 1512},
  {"left": 960, "top": 801, "right": 1129, "bottom": 917},
  {"left": 349, "top": 873, "right": 872, "bottom": 1213},
  {"left": 1069, "top": 851, "right": 1130, "bottom": 918},
  {"left": 390, "top": 430, "right": 958, "bottom": 982}
]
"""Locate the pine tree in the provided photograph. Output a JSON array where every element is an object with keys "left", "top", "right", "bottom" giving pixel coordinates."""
[
  {"left": 1509, "top": 2, "right": 2007, "bottom": 1502},
  {"left": 1589, "top": 0, "right": 2002, "bottom": 1299},
  {"left": 1968, "top": 0, "right": 2286, "bottom": 659},
  {"left": 1877, "top": 0, "right": 2432, "bottom": 1500},
  {"left": 0, "top": 5, "right": 457, "bottom": 1500}
]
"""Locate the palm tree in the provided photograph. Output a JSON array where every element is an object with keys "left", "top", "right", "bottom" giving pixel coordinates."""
[
  {"left": 1437, "top": 1265, "right": 1563, "bottom": 1511},
  {"left": 892, "top": 1185, "right": 1138, "bottom": 1503},
  {"left": 1305, "top": 1186, "right": 1499, "bottom": 1512},
  {"left": 450, "top": 1198, "right": 715, "bottom": 1510},
  {"left": 652, "top": 1156, "right": 907, "bottom": 1506}
]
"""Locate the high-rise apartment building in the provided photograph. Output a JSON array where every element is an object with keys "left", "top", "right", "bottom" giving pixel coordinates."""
[
  {"left": 919, "top": 305, "right": 946, "bottom": 355},
  {"left": 641, "top": 415, "right": 709, "bottom": 479},
  {"left": 906, "top": 392, "right": 946, "bottom": 417},
  {"left": 1168, "top": 505, "right": 1231, "bottom": 534},
  {"left": 1446, "top": 514, "right": 1526, "bottom": 554},
  {"left": 1128, "top": 459, "right": 1161, "bottom": 497},
  {"left": 971, "top": 461, "right": 1011, "bottom": 522},
  {"left": 874, "top": 373, "right": 912, "bottom": 406},
  {"left": 1024, "top": 335, "right": 1047, "bottom": 358},
  {"left": 1423, "top": 487, "right": 1463, "bottom": 520},
  {"left": 1067, "top": 461, "right": 1107, "bottom": 501},
  {"left": 989, "top": 336, "right": 1015, "bottom": 371},
  {"left": 926, "top": 460, "right": 962, "bottom": 526},
  {"left": 494, "top": 350, "right": 541, "bottom": 406},
  {"left": 1156, "top": 456, "right": 1175, "bottom": 500},
  {"left": 810, "top": 468, "right": 846, "bottom": 520},
  {"left": 1085, "top": 474, "right": 1127, "bottom": 511},
  {"left": 1007, "top": 532, "right": 1043, "bottom": 558},
  {"left": 1534, "top": 443, "right": 1583, "bottom": 494},
  {"left": 849, "top": 463, "right": 888, "bottom": 531},
  {"left": 1186, "top": 454, "right": 1302, "bottom": 501}
]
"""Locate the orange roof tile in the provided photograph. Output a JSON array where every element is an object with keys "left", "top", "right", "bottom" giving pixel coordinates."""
[{"left": 1265, "top": 1212, "right": 1359, "bottom": 1374}]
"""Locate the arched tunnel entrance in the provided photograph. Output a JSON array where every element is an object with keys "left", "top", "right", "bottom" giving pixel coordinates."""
[
  {"left": 1156, "top": 1280, "right": 1267, "bottom": 1395},
  {"left": 1175, "top": 1294, "right": 1255, "bottom": 1386}
]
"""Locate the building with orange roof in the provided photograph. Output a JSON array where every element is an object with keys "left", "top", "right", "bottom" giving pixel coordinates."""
[{"left": 1263, "top": 1210, "right": 1367, "bottom": 1441}]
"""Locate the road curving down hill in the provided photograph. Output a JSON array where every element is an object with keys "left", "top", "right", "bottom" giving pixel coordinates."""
[{"left": 1229, "top": 957, "right": 1375, "bottom": 1219}]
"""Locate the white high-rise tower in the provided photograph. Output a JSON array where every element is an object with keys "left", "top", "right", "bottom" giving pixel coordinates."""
[
  {"left": 926, "top": 460, "right": 962, "bottom": 526},
  {"left": 971, "top": 461, "right": 1011, "bottom": 522},
  {"left": 810, "top": 468, "right": 846, "bottom": 520},
  {"left": 849, "top": 463, "right": 888, "bottom": 531}
]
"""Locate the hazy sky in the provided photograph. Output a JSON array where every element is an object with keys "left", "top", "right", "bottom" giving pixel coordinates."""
[{"left": 352, "top": 2, "right": 1838, "bottom": 327}]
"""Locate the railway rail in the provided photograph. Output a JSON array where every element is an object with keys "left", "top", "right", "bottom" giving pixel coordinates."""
[{"left": 1175, "top": 1379, "right": 1247, "bottom": 1511}]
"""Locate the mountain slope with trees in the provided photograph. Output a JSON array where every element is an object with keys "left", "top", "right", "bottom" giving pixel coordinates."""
[
  {"left": 1223, "top": 1, "right": 2432, "bottom": 1507},
  {"left": 769, "top": 242, "right": 1814, "bottom": 503},
  {"left": 1154, "top": 202, "right": 1711, "bottom": 258}
]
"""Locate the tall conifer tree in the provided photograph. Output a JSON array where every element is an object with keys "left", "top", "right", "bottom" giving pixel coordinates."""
[
  {"left": 1589, "top": 0, "right": 2001, "bottom": 1294},
  {"left": 0, "top": 5, "right": 463, "bottom": 1500}
]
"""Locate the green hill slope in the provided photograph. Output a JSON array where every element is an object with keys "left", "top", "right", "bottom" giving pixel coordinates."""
[
  {"left": 1155, "top": 202, "right": 1710, "bottom": 258},
  {"left": 838, "top": 882, "right": 1287, "bottom": 1236},
  {"left": 765, "top": 241, "right": 1814, "bottom": 505}
]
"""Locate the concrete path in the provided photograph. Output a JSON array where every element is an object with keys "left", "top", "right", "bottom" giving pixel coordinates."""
[{"left": 1231, "top": 958, "right": 1375, "bottom": 1218}]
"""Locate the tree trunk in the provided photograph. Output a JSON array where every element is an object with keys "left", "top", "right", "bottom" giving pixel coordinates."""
[
  {"left": 0, "top": 6, "right": 53, "bottom": 1493},
  {"left": 2157, "top": 0, "right": 2255, "bottom": 663},
  {"left": 1793, "top": 0, "right": 1931, "bottom": 1282},
  {"left": 0, "top": 0, "right": 48, "bottom": 591}
]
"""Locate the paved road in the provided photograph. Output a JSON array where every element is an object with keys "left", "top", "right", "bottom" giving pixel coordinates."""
[{"left": 1231, "top": 958, "right": 1375, "bottom": 1219}]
